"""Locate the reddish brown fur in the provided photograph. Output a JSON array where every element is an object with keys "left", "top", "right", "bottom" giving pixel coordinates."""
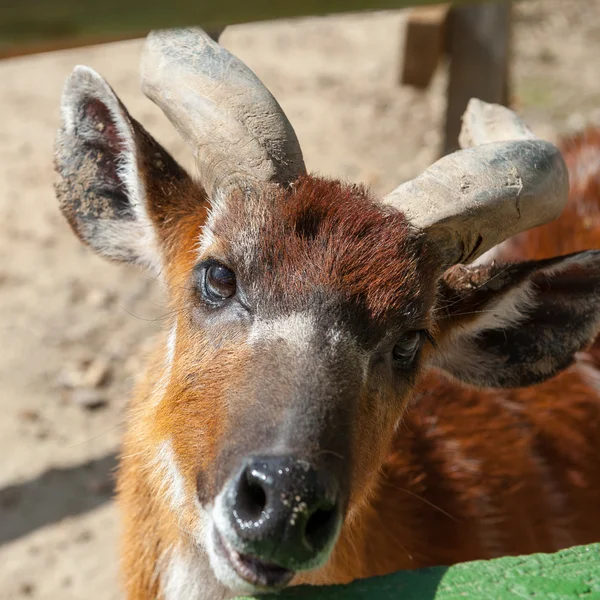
[
  {"left": 116, "top": 128, "right": 600, "bottom": 598},
  {"left": 266, "top": 179, "right": 435, "bottom": 320},
  {"left": 314, "top": 362, "right": 600, "bottom": 583},
  {"left": 209, "top": 178, "right": 439, "bottom": 323},
  {"left": 310, "top": 129, "right": 600, "bottom": 584}
]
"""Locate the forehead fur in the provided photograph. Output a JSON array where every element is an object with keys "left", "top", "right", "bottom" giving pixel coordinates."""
[{"left": 206, "top": 176, "right": 438, "bottom": 324}]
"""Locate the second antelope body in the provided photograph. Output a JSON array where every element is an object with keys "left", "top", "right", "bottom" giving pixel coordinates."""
[{"left": 55, "top": 28, "right": 600, "bottom": 600}]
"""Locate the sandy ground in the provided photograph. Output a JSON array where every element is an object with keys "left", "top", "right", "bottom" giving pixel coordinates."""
[{"left": 1, "top": 2, "right": 600, "bottom": 598}]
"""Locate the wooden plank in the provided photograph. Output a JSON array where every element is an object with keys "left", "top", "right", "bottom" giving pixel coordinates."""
[
  {"left": 0, "top": 0, "right": 487, "bottom": 59},
  {"left": 234, "top": 543, "right": 600, "bottom": 599},
  {"left": 0, "top": 27, "right": 226, "bottom": 60},
  {"left": 400, "top": 4, "right": 451, "bottom": 88},
  {"left": 0, "top": 33, "right": 143, "bottom": 59},
  {"left": 443, "top": 2, "right": 512, "bottom": 154}
]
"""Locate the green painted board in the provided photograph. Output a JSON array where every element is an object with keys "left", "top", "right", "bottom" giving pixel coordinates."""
[
  {"left": 235, "top": 543, "right": 600, "bottom": 599},
  {"left": 0, "top": 0, "right": 484, "bottom": 58}
]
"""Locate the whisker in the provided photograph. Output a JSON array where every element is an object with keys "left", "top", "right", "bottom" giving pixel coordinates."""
[
  {"left": 311, "top": 449, "right": 345, "bottom": 461},
  {"left": 68, "top": 420, "right": 127, "bottom": 447},
  {"left": 383, "top": 479, "right": 460, "bottom": 523},
  {"left": 437, "top": 309, "right": 498, "bottom": 320},
  {"left": 118, "top": 305, "right": 179, "bottom": 324},
  {"left": 373, "top": 503, "right": 414, "bottom": 561},
  {"left": 435, "top": 265, "right": 513, "bottom": 312}
]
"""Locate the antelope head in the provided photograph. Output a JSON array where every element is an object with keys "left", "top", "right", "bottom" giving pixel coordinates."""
[{"left": 55, "top": 28, "right": 600, "bottom": 597}]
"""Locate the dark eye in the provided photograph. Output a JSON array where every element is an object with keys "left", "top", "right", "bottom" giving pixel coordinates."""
[
  {"left": 203, "top": 262, "right": 236, "bottom": 303},
  {"left": 392, "top": 331, "right": 423, "bottom": 368}
]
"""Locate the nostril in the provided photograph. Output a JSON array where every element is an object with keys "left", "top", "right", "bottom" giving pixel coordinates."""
[
  {"left": 247, "top": 481, "right": 267, "bottom": 515},
  {"left": 305, "top": 505, "right": 337, "bottom": 549},
  {"left": 235, "top": 470, "right": 267, "bottom": 521}
]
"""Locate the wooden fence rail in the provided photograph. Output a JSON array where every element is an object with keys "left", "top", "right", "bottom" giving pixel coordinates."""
[{"left": 0, "top": 0, "right": 485, "bottom": 58}]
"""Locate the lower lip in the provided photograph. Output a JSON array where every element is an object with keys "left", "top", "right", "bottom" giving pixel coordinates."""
[{"left": 215, "top": 531, "right": 295, "bottom": 589}]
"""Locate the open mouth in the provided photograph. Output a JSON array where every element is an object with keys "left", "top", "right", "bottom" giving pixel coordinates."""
[{"left": 215, "top": 530, "right": 295, "bottom": 589}]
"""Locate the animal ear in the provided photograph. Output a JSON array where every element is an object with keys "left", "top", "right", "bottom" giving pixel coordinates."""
[
  {"left": 430, "top": 251, "right": 600, "bottom": 388},
  {"left": 55, "top": 66, "right": 197, "bottom": 273}
]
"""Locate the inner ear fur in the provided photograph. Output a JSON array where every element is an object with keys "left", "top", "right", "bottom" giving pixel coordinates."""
[
  {"left": 54, "top": 65, "right": 203, "bottom": 273},
  {"left": 431, "top": 251, "right": 600, "bottom": 388}
]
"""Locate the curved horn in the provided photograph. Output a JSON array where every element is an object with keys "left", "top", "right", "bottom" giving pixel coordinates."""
[
  {"left": 382, "top": 99, "right": 569, "bottom": 266},
  {"left": 140, "top": 28, "right": 306, "bottom": 197}
]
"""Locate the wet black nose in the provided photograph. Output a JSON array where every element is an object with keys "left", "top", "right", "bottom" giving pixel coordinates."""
[{"left": 224, "top": 456, "right": 341, "bottom": 569}]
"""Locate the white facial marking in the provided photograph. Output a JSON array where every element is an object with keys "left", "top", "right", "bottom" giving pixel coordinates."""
[
  {"left": 152, "top": 439, "right": 188, "bottom": 514},
  {"left": 211, "top": 488, "right": 237, "bottom": 549},
  {"left": 205, "top": 520, "right": 261, "bottom": 596},
  {"left": 198, "top": 189, "right": 228, "bottom": 255},
  {"left": 197, "top": 187, "right": 268, "bottom": 275},
  {"left": 152, "top": 323, "right": 178, "bottom": 407},
  {"left": 207, "top": 491, "right": 273, "bottom": 594},
  {"left": 160, "top": 548, "right": 203, "bottom": 600},
  {"left": 247, "top": 312, "right": 370, "bottom": 382},
  {"left": 248, "top": 312, "right": 317, "bottom": 350},
  {"left": 208, "top": 490, "right": 275, "bottom": 594},
  {"left": 165, "top": 322, "right": 178, "bottom": 368},
  {"left": 152, "top": 436, "right": 211, "bottom": 545},
  {"left": 151, "top": 440, "right": 210, "bottom": 554},
  {"left": 160, "top": 545, "right": 228, "bottom": 600}
]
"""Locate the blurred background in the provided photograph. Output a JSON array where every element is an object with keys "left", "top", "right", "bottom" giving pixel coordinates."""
[{"left": 1, "top": 1, "right": 599, "bottom": 598}]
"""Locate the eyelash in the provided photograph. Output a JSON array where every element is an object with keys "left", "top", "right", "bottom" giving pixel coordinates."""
[
  {"left": 392, "top": 330, "right": 434, "bottom": 371},
  {"left": 423, "top": 330, "right": 437, "bottom": 349}
]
